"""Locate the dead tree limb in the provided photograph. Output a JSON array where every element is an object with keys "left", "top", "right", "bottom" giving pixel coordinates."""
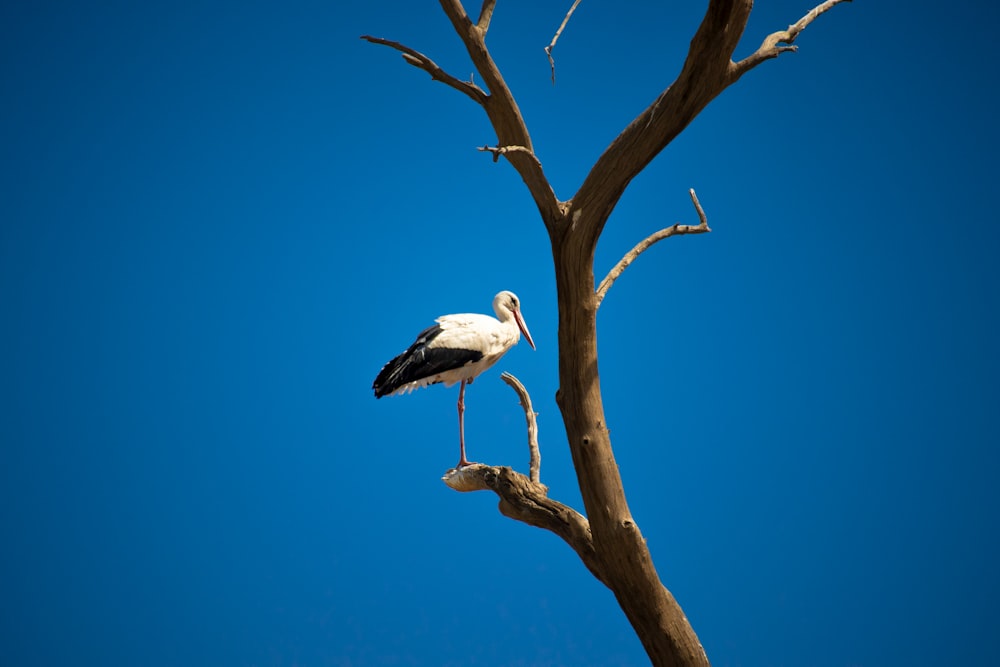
[
  {"left": 500, "top": 372, "right": 541, "bottom": 484},
  {"left": 545, "top": 0, "right": 583, "bottom": 84},
  {"left": 442, "top": 463, "right": 601, "bottom": 580},
  {"left": 732, "top": 0, "right": 852, "bottom": 80},
  {"left": 477, "top": 144, "right": 541, "bottom": 166},
  {"left": 596, "top": 189, "right": 711, "bottom": 307},
  {"left": 359, "top": 35, "right": 486, "bottom": 103},
  {"left": 476, "top": 0, "right": 496, "bottom": 32}
]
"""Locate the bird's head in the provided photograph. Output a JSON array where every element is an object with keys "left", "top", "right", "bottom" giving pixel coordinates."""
[{"left": 494, "top": 290, "right": 535, "bottom": 350}]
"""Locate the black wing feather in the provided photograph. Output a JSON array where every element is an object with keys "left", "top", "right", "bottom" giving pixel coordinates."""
[{"left": 372, "top": 323, "right": 484, "bottom": 397}]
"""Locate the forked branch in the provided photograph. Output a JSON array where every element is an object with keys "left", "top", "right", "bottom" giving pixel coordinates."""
[
  {"left": 731, "top": 0, "right": 852, "bottom": 80},
  {"left": 570, "top": 0, "right": 850, "bottom": 252},
  {"left": 441, "top": 375, "right": 598, "bottom": 577},
  {"left": 436, "top": 0, "right": 563, "bottom": 223},
  {"left": 442, "top": 463, "right": 602, "bottom": 581},
  {"left": 596, "top": 189, "right": 710, "bottom": 307}
]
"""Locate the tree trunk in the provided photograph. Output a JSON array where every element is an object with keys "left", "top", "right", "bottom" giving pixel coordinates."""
[{"left": 552, "top": 215, "right": 709, "bottom": 667}]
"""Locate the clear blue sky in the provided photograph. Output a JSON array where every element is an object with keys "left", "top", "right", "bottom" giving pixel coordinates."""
[{"left": 2, "top": 1, "right": 998, "bottom": 665}]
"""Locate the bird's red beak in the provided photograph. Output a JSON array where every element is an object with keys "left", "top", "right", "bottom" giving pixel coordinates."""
[{"left": 514, "top": 309, "right": 536, "bottom": 350}]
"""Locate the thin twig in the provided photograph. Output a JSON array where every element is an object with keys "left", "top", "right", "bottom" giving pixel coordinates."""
[
  {"left": 360, "top": 35, "right": 487, "bottom": 104},
  {"left": 500, "top": 372, "right": 541, "bottom": 484},
  {"left": 478, "top": 144, "right": 542, "bottom": 166},
  {"left": 596, "top": 189, "right": 711, "bottom": 307},
  {"left": 730, "top": 0, "right": 852, "bottom": 81},
  {"left": 544, "top": 0, "right": 583, "bottom": 85}
]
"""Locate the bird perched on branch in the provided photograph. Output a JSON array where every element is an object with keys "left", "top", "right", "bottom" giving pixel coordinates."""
[{"left": 373, "top": 291, "right": 536, "bottom": 468}]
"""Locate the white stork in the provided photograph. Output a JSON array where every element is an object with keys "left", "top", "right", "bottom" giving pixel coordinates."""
[{"left": 373, "top": 291, "right": 536, "bottom": 468}]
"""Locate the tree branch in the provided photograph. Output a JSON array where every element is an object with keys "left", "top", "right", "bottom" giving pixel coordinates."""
[
  {"left": 477, "top": 143, "right": 541, "bottom": 166},
  {"left": 567, "top": 0, "right": 751, "bottom": 250},
  {"left": 500, "top": 372, "right": 541, "bottom": 484},
  {"left": 440, "top": 375, "right": 594, "bottom": 575},
  {"left": 436, "top": 0, "right": 563, "bottom": 224},
  {"left": 730, "top": 0, "right": 852, "bottom": 81},
  {"left": 568, "top": 0, "right": 848, "bottom": 253},
  {"left": 596, "top": 189, "right": 711, "bottom": 307},
  {"left": 476, "top": 0, "right": 496, "bottom": 32},
  {"left": 442, "top": 464, "right": 603, "bottom": 582},
  {"left": 360, "top": 35, "right": 487, "bottom": 104},
  {"left": 363, "top": 2, "right": 563, "bottom": 223},
  {"left": 545, "top": 0, "right": 583, "bottom": 85}
]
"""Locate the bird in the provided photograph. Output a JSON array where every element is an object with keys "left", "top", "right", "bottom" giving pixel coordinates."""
[{"left": 373, "top": 290, "right": 536, "bottom": 468}]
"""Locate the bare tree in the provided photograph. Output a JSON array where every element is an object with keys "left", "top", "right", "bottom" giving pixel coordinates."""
[{"left": 363, "top": 1, "right": 851, "bottom": 665}]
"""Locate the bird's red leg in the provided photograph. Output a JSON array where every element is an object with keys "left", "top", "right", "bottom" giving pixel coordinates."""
[{"left": 457, "top": 378, "right": 470, "bottom": 467}]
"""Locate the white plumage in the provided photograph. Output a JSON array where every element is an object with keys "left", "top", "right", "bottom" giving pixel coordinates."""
[{"left": 373, "top": 291, "right": 535, "bottom": 467}]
